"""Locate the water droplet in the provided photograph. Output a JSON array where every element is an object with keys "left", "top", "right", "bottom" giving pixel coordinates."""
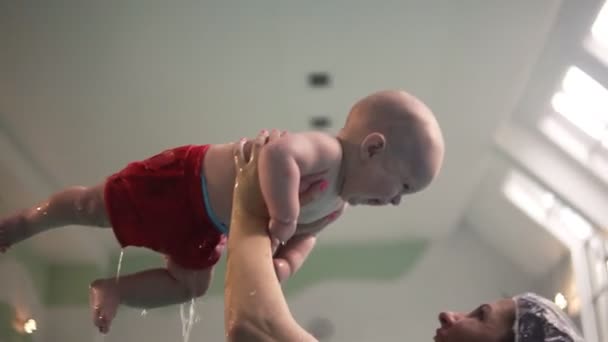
[
  {"left": 140, "top": 309, "right": 147, "bottom": 316},
  {"left": 115, "top": 249, "right": 124, "bottom": 283},
  {"left": 227, "top": 318, "right": 237, "bottom": 332},
  {"left": 281, "top": 240, "right": 286, "bottom": 246},
  {"left": 35, "top": 206, "right": 48, "bottom": 216},
  {"left": 179, "top": 298, "right": 198, "bottom": 342},
  {"left": 249, "top": 290, "right": 256, "bottom": 296},
  {"left": 198, "top": 244, "right": 203, "bottom": 249}
]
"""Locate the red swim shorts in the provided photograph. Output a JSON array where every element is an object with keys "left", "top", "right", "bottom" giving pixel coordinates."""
[{"left": 104, "top": 144, "right": 226, "bottom": 270}]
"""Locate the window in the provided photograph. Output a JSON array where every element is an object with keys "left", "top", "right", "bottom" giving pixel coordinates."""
[
  {"left": 540, "top": 0, "right": 608, "bottom": 187},
  {"left": 527, "top": 3, "right": 608, "bottom": 339},
  {"left": 503, "top": 171, "right": 608, "bottom": 339},
  {"left": 503, "top": 170, "right": 594, "bottom": 245},
  {"left": 540, "top": 67, "right": 608, "bottom": 183},
  {"left": 551, "top": 67, "right": 608, "bottom": 140}
]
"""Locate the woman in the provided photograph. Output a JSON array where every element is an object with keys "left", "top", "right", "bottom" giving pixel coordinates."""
[
  {"left": 224, "top": 131, "right": 585, "bottom": 342},
  {"left": 436, "top": 292, "right": 584, "bottom": 342}
]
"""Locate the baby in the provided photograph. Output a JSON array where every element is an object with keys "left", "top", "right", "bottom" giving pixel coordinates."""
[{"left": 0, "top": 89, "right": 444, "bottom": 334}]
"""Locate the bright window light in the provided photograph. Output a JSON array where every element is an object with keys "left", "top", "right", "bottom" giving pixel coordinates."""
[
  {"left": 554, "top": 292, "right": 568, "bottom": 310},
  {"left": 503, "top": 171, "right": 551, "bottom": 226},
  {"left": 503, "top": 171, "right": 595, "bottom": 245},
  {"left": 592, "top": 1, "right": 608, "bottom": 49},
  {"left": 589, "top": 150, "right": 608, "bottom": 185},
  {"left": 557, "top": 207, "right": 594, "bottom": 241},
  {"left": 541, "top": 192, "right": 556, "bottom": 210},
  {"left": 23, "top": 319, "right": 36, "bottom": 334},
  {"left": 588, "top": 237, "right": 608, "bottom": 289},
  {"left": 551, "top": 67, "right": 608, "bottom": 140},
  {"left": 539, "top": 116, "right": 589, "bottom": 163},
  {"left": 595, "top": 258, "right": 608, "bottom": 291}
]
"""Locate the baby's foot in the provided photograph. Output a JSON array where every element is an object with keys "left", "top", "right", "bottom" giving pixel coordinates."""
[
  {"left": 0, "top": 214, "right": 28, "bottom": 253},
  {"left": 89, "top": 279, "right": 121, "bottom": 334}
]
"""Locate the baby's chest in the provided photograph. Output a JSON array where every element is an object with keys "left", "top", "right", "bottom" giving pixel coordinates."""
[{"left": 297, "top": 188, "right": 343, "bottom": 224}]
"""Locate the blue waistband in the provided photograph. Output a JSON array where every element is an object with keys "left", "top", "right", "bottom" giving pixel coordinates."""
[{"left": 200, "top": 173, "right": 229, "bottom": 235}]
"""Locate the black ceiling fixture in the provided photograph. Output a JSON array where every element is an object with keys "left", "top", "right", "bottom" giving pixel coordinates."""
[
  {"left": 310, "top": 116, "right": 332, "bottom": 129},
  {"left": 308, "top": 72, "right": 331, "bottom": 88}
]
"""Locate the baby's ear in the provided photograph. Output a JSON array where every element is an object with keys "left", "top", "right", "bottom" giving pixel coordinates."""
[{"left": 360, "top": 132, "right": 386, "bottom": 159}]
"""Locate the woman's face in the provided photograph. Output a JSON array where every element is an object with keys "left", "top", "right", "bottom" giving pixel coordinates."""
[{"left": 435, "top": 298, "right": 516, "bottom": 342}]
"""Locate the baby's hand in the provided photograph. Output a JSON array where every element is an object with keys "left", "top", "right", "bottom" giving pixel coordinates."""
[
  {"left": 268, "top": 173, "right": 330, "bottom": 254},
  {"left": 269, "top": 219, "right": 297, "bottom": 254}
]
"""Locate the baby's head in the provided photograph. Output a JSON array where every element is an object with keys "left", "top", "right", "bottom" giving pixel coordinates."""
[{"left": 337, "top": 90, "right": 444, "bottom": 206}]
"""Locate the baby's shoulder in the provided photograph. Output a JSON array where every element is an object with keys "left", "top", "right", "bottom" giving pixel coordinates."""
[
  {"left": 290, "top": 131, "right": 340, "bottom": 155},
  {"left": 283, "top": 131, "right": 342, "bottom": 173},
  {"left": 289, "top": 130, "right": 336, "bottom": 142}
]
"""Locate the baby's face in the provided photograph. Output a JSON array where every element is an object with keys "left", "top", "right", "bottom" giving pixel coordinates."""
[
  {"left": 344, "top": 156, "right": 406, "bottom": 206},
  {"left": 343, "top": 151, "right": 437, "bottom": 207}
]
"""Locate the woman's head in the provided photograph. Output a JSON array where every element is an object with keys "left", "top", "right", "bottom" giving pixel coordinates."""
[
  {"left": 436, "top": 293, "right": 584, "bottom": 342},
  {"left": 436, "top": 298, "right": 516, "bottom": 342}
]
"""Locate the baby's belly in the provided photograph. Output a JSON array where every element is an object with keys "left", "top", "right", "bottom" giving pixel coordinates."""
[{"left": 298, "top": 194, "right": 343, "bottom": 224}]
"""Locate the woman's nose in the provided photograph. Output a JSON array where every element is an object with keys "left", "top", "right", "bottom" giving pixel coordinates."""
[{"left": 438, "top": 311, "right": 461, "bottom": 328}]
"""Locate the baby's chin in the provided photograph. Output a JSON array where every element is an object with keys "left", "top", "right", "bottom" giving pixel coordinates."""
[{"left": 346, "top": 198, "right": 385, "bottom": 206}]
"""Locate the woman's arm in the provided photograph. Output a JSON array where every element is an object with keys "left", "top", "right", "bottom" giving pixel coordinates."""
[
  {"left": 224, "top": 131, "right": 320, "bottom": 342},
  {"left": 225, "top": 212, "right": 314, "bottom": 341}
]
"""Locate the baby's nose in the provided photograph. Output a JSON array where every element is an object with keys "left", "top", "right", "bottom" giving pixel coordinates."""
[{"left": 390, "top": 196, "right": 401, "bottom": 206}]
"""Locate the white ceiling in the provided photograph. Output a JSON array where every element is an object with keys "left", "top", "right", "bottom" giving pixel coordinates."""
[{"left": 0, "top": 0, "right": 579, "bottom": 273}]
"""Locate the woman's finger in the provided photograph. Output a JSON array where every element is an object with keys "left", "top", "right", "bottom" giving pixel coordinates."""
[
  {"left": 232, "top": 138, "right": 247, "bottom": 170},
  {"left": 249, "top": 130, "right": 270, "bottom": 164}
]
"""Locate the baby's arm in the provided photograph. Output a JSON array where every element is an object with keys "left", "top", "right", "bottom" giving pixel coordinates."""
[{"left": 257, "top": 131, "right": 338, "bottom": 247}]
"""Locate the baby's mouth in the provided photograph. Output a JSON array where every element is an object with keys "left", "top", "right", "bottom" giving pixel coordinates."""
[{"left": 366, "top": 199, "right": 386, "bottom": 206}]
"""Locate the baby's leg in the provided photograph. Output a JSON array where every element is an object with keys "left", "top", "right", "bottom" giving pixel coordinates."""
[
  {"left": 89, "top": 257, "right": 213, "bottom": 334},
  {"left": 0, "top": 183, "right": 109, "bottom": 252}
]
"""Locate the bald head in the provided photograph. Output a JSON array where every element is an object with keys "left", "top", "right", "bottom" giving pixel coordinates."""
[
  {"left": 339, "top": 90, "right": 445, "bottom": 191},
  {"left": 343, "top": 90, "right": 438, "bottom": 137}
]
